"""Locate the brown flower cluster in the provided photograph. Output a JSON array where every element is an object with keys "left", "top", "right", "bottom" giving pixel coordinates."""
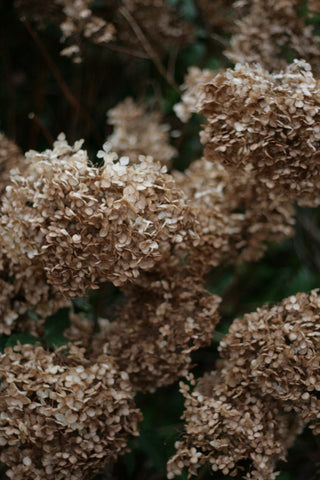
[
  {"left": 0, "top": 343, "right": 142, "bottom": 480},
  {"left": 226, "top": 0, "right": 320, "bottom": 74},
  {"left": 0, "top": 134, "right": 195, "bottom": 298},
  {"left": 15, "top": 0, "right": 193, "bottom": 61},
  {"left": 168, "top": 291, "right": 320, "bottom": 479},
  {"left": 95, "top": 272, "right": 220, "bottom": 393},
  {"left": 106, "top": 97, "right": 176, "bottom": 167},
  {"left": 174, "top": 157, "right": 295, "bottom": 270},
  {"left": 197, "top": 60, "right": 320, "bottom": 207}
]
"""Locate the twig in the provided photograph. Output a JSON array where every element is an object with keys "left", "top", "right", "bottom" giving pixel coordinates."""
[
  {"left": 23, "top": 19, "right": 80, "bottom": 112},
  {"left": 23, "top": 19, "right": 103, "bottom": 145},
  {"left": 119, "top": 7, "right": 179, "bottom": 92},
  {"left": 107, "top": 42, "right": 149, "bottom": 59}
]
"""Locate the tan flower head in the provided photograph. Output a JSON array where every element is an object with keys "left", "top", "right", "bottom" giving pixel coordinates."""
[
  {"left": 198, "top": 61, "right": 320, "bottom": 206},
  {"left": 0, "top": 343, "right": 142, "bottom": 480},
  {"left": 169, "top": 291, "right": 320, "bottom": 479},
  {"left": 106, "top": 97, "right": 176, "bottom": 167},
  {"left": 0, "top": 134, "right": 196, "bottom": 297},
  {"left": 96, "top": 273, "right": 220, "bottom": 393}
]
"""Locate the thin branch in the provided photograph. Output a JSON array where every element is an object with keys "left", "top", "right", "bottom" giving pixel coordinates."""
[
  {"left": 107, "top": 42, "right": 149, "bottom": 59},
  {"left": 119, "top": 6, "right": 179, "bottom": 92},
  {"left": 23, "top": 20, "right": 80, "bottom": 112}
]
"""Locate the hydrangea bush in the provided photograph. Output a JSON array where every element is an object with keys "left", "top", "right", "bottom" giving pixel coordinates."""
[{"left": 0, "top": 1, "right": 320, "bottom": 479}]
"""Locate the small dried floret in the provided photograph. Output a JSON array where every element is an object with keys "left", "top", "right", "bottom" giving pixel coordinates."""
[
  {"left": 94, "top": 272, "right": 220, "bottom": 393},
  {"left": 198, "top": 61, "right": 320, "bottom": 206},
  {"left": 0, "top": 343, "right": 142, "bottom": 480},
  {"left": 0, "top": 134, "right": 196, "bottom": 297},
  {"left": 226, "top": 0, "right": 320, "bottom": 74},
  {"left": 106, "top": 98, "right": 176, "bottom": 167}
]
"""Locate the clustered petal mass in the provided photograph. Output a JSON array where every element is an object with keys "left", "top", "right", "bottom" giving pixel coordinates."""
[
  {"left": 0, "top": 134, "right": 195, "bottom": 297},
  {"left": 168, "top": 291, "right": 320, "bottom": 480},
  {"left": 198, "top": 61, "right": 320, "bottom": 206},
  {"left": 0, "top": 344, "right": 142, "bottom": 480}
]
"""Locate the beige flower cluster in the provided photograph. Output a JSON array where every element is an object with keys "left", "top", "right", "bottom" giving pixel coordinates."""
[
  {"left": 168, "top": 291, "right": 320, "bottom": 479},
  {"left": 0, "top": 344, "right": 142, "bottom": 480},
  {"left": 106, "top": 98, "right": 176, "bottom": 167},
  {"left": 95, "top": 271, "right": 221, "bottom": 393},
  {"left": 226, "top": 0, "right": 320, "bottom": 74},
  {"left": 197, "top": 60, "right": 320, "bottom": 206},
  {"left": 0, "top": 134, "right": 195, "bottom": 298}
]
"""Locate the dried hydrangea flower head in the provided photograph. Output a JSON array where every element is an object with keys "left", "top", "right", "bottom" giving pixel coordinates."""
[
  {"left": 0, "top": 134, "right": 196, "bottom": 297},
  {"left": 106, "top": 97, "right": 176, "bottom": 167},
  {"left": 226, "top": 0, "right": 320, "bottom": 73},
  {"left": 219, "top": 290, "right": 320, "bottom": 433},
  {"left": 168, "top": 372, "right": 302, "bottom": 480},
  {"left": 0, "top": 343, "right": 142, "bottom": 480},
  {"left": 95, "top": 272, "right": 220, "bottom": 393},
  {"left": 168, "top": 290, "right": 320, "bottom": 479},
  {"left": 0, "top": 133, "right": 25, "bottom": 197},
  {"left": 173, "top": 157, "right": 294, "bottom": 271},
  {"left": 198, "top": 60, "right": 320, "bottom": 206}
]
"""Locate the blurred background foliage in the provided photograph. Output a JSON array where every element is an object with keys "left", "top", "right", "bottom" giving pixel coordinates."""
[{"left": 1, "top": 0, "right": 320, "bottom": 478}]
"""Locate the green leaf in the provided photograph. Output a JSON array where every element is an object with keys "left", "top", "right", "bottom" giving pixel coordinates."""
[
  {"left": 44, "top": 307, "right": 71, "bottom": 348},
  {"left": 138, "top": 428, "right": 167, "bottom": 473},
  {"left": 0, "top": 336, "right": 9, "bottom": 353},
  {"left": 5, "top": 333, "right": 40, "bottom": 348}
]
